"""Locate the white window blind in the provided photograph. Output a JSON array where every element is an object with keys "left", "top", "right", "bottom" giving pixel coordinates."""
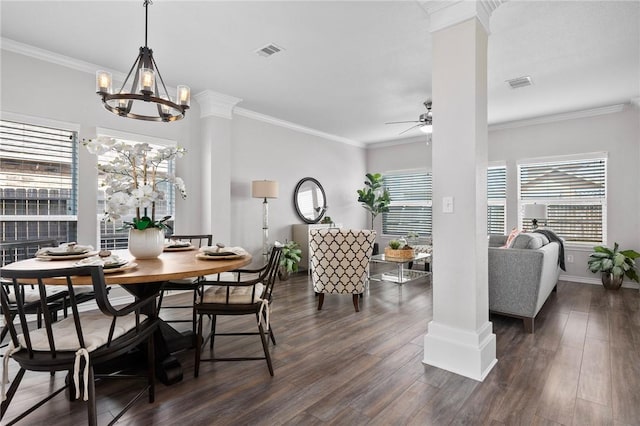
[
  {"left": 97, "top": 138, "right": 175, "bottom": 249},
  {"left": 382, "top": 170, "right": 432, "bottom": 236},
  {"left": 518, "top": 156, "right": 606, "bottom": 244},
  {"left": 488, "top": 166, "right": 507, "bottom": 235},
  {"left": 0, "top": 119, "right": 78, "bottom": 242}
]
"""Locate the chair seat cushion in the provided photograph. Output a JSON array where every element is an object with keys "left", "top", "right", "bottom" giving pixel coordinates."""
[
  {"left": 17, "top": 311, "right": 146, "bottom": 353},
  {"left": 6, "top": 285, "right": 67, "bottom": 303},
  {"left": 201, "top": 283, "right": 265, "bottom": 304}
]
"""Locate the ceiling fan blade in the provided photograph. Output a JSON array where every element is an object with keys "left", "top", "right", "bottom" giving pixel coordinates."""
[
  {"left": 385, "top": 120, "right": 420, "bottom": 124},
  {"left": 398, "top": 123, "right": 422, "bottom": 135}
]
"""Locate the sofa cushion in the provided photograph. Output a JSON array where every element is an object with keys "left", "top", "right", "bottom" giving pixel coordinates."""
[{"left": 511, "top": 232, "right": 545, "bottom": 249}]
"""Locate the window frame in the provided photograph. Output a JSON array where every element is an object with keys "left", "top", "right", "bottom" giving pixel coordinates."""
[
  {"left": 381, "top": 168, "right": 433, "bottom": 238},
  {"left": 0, "top": 112, "right": 80, "bottom": 243},
  {"left": 517, "top": 152, "right": 607, "bottom": 246}
]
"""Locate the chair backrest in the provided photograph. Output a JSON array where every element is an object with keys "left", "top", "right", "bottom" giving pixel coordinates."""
[
  {"left": 261, "top": 245, "right": 283, "bottom": 301},
  {"left": 167, "top": 234, "right": 212, "bottom": 248},
  {"left": 0, "top": 265, "right": 155, "bottom": 357},
  {"left": 309, "top": 229, "right": 376, "bottom": 294},
  {"left": 0, "top": 239, "right": 59, "bottom": 267}
]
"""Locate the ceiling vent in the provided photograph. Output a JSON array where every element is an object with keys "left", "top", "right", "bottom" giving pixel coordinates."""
[
  {"left": 506, "top": 76, "right": 533, "bottom": 89},
  {"left": 255, "top": 43, "right": 284, "bottom": 58}
]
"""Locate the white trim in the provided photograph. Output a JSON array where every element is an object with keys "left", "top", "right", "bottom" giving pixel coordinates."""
[
  {"left": 490, "top": 104, "right": 626, "bottom": 131},
  {"left": 423, "top": 320, "right": 497, "bottom": 381},
  {"left": 421, "top": 0, "right": 504, "bottom": 34},
  {"left": 94, "top": 127, "right": 177, "bottom": 147},
  {"left": 193, "top": 90, "right": 242, "bottom": 119},
  {"left": 516, "top": 151, "right": 608, "bottom": 166},
  {"left": 0, "top": 215, "right": 77, "bottom": 221},
  {"left": 0, "top": 111, "right": 80, "bottom": 133},
  {"left": 366, "top": 135, "right": 428, "bottom": 149},
  {"left": 234, "top": 107, "right": 364, "bottom": 148},
  {"left": 561, "top": 274, "right": 640, "bottom": 290}
]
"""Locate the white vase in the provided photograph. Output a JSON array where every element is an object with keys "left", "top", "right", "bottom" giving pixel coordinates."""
[{"left": 128, "top": 228, "right": 165, "bottom": 259}]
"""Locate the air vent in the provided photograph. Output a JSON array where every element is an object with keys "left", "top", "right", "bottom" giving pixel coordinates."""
[
  {"left": 255, "top": 43, "right": 284, "bottom": 58},
  {"left": 506, "top": 76, "right": 533, "bottom": 89}
]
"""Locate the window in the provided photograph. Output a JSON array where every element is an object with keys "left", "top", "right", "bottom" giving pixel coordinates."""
[
  {"left": 487, "top": 165, "right": 507, "bottom": 234},
  {"left": 97, "top": 137, "right": 175, "bottom": 249},
  {"left": 518, "top": 154, "right": 607, "bottom": 244},
  {"left": 382, "top": 170, "right": 432, "bottom": 236},
  {"left": 0, "top": 119, "right": 78, "bottom": 242}
]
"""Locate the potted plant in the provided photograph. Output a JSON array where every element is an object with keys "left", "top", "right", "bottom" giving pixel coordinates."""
[
  {"left": 587, "top": 243, "right": 640, "bottom": 289},
  {"left": 357, "top": 173, "right": 391, "bottom": 230},
  {"left": 279, "top": 241, "right": 302, "bottom": 281},
  {"left": 384, "top": 239, "right": 414, "bottom": 259},
  {"left": 83, "top": 137, "right": 187, "bottom": 258}
]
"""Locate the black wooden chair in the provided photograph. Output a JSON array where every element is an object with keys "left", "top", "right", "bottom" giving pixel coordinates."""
[
  {"left": 0, "top": 265, "right": 158, "bottom": 426},
  {"left": 194, "top": 245, "right": 282, "bottom": 377},
  {"left": 1, "top": 240, "right": 70, "bottom": 345},
  {"left": 157, "top": 234, "right": 213, "bottom": 335}
]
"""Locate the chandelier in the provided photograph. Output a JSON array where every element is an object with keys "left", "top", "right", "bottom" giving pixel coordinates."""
[{"left": 95, "top": 1, "right": 190, "bottom": 122}]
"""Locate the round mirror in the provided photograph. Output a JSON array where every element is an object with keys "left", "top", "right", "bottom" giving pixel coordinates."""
[{"left": 293, "top": 177, "right": 326, "bottom": 224}]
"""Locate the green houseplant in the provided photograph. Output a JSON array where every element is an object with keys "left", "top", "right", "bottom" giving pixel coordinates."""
[
  {"left": 357, "top": 173, "right": 391, "bottom": 229},
  {"left": 279, "top": 241, "right": 302, "bottom": 281},
  {"left": 587, "top": 243, "right": 640, "bottom": 289}
]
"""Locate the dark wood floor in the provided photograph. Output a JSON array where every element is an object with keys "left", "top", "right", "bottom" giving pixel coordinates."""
[{"left": 3, "top": 265, "right": 640, "bottom": 425}]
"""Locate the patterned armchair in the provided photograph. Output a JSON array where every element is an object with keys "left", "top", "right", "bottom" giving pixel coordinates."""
[{"left": 309, "top": 229, "right": 376, "bottom": 312}]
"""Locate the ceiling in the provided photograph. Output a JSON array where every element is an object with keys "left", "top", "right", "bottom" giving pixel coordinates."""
[{"left": 1, "top": 1, "right": 638, "bottom": 144}]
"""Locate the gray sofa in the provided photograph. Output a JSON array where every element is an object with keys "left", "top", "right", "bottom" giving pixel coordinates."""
[{"left": 488, "top": 233, "right": 561, "bottom": 333}]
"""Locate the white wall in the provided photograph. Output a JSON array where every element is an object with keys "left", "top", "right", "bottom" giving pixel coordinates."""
[
  {"left": 1, "top": 49, "right": 369, "bottom": 259},
  {"left": 229, "top": 115, "right": 367, "bottom": 262},
  {"left": 367, "top": 107, "right": 640, "bottom": 283}
]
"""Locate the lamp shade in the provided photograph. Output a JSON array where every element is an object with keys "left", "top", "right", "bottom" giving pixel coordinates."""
[
  {"left": 252, "top": 180, "right": 279, "bottom": 199},
  {"left": 523, "top": 203, "right": 548, "bottom": 220}
]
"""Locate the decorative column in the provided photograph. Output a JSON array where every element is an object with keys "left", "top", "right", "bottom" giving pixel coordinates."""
[
  {"left": 194, "top": 90, "right": 242, "bottom": 245},
  {"left": 422, "top": 0, "right": 504, "bottom": 381}
]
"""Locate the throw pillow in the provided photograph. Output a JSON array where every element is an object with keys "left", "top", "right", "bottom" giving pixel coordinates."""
[
  {"left": 511, "top": 233, "right": 544, "bottom": 249},
  {"left": 502, "top": 228, "right": 520, "bottom": 248}
]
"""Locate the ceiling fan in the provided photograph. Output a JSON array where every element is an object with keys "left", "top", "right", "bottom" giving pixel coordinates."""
[{"left": 386, "top": 100, "right": 433, "bottom": 135}]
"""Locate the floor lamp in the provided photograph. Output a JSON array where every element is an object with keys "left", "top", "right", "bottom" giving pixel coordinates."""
[{"left": 252, "top": 180, "right": 279, "bottom": 263}]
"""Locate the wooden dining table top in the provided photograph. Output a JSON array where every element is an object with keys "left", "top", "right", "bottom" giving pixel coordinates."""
[{"left": 0, "top": 248, "right": 252, "bottom": 285}]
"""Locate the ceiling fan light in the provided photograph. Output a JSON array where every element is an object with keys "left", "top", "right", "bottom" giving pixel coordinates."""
[{"left": 420, "top": 124, "right": 432, "bottom": 134}]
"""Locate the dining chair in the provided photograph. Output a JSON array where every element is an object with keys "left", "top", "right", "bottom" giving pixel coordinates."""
[
  {"left": 0, "top": 265, "right": 158, "bottom": 426},
  {"left": 157, "top": 234, "right": 213, "bottom": 337},
  {"left": 0, "top": 239, "right": 96, "bottom": 346},
  {"left": 309, "top": 228, "right": 376, "bottom": 312},
  {"left": 194, "top": 245, "right": 283, "bottom": 377}
]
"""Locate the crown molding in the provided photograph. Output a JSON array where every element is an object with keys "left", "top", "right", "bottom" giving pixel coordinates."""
[
  {"left": 420, "top": 0, "right": 508, "bottom": 34},
  {"left": 366, "top": 134, "right": 430, "bottom": 149},
  {"left": 234, "top": 107, "right": 364, "bottom": 148},
  {"left": 489, "top": 103, "right": 626, "bottom": 131},
  {"left": 193, "top": 90, "right": 242, "bottom": 119}
]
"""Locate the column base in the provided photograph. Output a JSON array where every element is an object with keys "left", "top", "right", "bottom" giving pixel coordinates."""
[{"left": 423, "top": 320, "right": 497, "bottom": 381}]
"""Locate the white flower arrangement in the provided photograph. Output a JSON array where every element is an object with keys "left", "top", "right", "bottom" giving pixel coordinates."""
[{"left": 83, "top": 136, "right": 187, "bottom": 230}]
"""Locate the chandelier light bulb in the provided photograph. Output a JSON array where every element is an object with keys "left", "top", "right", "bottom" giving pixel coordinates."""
[
  {"left": 177, "top": 85, "right": 191, "bottom": 107},
  {"left": 139, "top": 68, "right": 155, "bottom": 94},
  {"left": 96, "top": 70, "right": 112, "bottom": 94}
]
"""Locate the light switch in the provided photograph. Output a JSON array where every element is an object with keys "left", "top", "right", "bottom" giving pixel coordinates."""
[{"left": 442, "top": 196, "right": 454, "bottom": 213}]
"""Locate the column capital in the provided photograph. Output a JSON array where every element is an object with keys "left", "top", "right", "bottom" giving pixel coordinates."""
[
  {"left": 421, "top": 0, "right": 507, "bottom": 34},
  {"left": 194, "top": 89, "right": 242, "bottom": 119}
]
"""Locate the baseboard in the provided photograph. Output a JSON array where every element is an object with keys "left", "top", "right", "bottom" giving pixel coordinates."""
[{"left": 560, "top": 274, "right": 640, "bottom": 289}]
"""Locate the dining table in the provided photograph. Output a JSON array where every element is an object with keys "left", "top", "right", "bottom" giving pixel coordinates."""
[{"left": 1, "top": 248, "right": 252, "bottom": 385}]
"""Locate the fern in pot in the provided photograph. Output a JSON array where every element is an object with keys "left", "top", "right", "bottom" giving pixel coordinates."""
[
  {"left": 587, "top": 243, "right": 640, "bottom": 289},
  {"left": 278, "top": 241, "right": 302, "bottom": 281}
]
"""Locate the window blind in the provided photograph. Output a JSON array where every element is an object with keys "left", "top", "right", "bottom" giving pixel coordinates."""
[
  {"left": 487, "top": 166, "right": 506, "bottom": 234},
  {"left": 0, "top": 119, "right": 78, "bottom": 242},
  {"left": 382, "top": 171, "right": 432, "bottom": 236},
  {"left": 519, "top": 157, "right": 606, "bottom": 243}
]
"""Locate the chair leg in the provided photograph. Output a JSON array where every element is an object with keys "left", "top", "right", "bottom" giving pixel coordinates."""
[
  {"left": 87, "top": 366, "right": 97, "bottom": 426},
  {"left": 195, "top": 314, "right": 203, "bottom": 378},
  {"left": 1, "top": 367, "right": 25, "bottom": 419},
  {"left": 352, "top": 294, "right": 360, "bottom": 312},
  {"left": 191, "top": 290, "right": 198, "bottom": 335},
  {"left": 317, "top": 293, "right": 324, "bottom": 310},
  {"left": 523, "top": 317, "right": 534, "bottom": 333},
  {"left": 258, "top": 322, "right": 274, "bottom": 376},
  {"left": 147, "top": 331, "right": 155, "bottom": 403},
  {"left": 210, "top": 315, "right": 217, "bottom": 350},
  {"left": 157, "top": 290, "right": 165, "bottom": 312}
]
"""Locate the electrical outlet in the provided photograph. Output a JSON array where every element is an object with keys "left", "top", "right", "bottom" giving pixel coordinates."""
[{"left": 567, "top": 255, "right": 574, "bottom": 263}]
